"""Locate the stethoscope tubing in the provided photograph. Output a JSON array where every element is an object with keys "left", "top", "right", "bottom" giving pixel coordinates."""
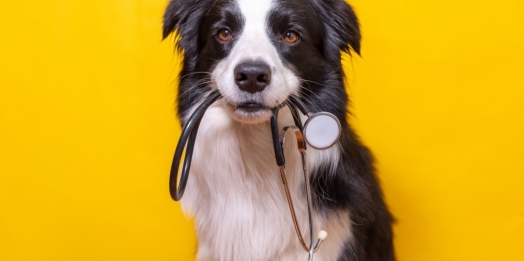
[
  {"left": 169, "top": 90, "right": 329, "bottom": 260},
  {"left": 169, "top": 90, "right": 222, "bottom": 201},
  {"left": 170, "top": 90, "right": 306, "bottom": 200}
]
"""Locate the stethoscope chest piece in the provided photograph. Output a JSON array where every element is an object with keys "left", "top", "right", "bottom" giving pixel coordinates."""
[{"left": 303, "top": 112, "right": 341, "bottom": 150}]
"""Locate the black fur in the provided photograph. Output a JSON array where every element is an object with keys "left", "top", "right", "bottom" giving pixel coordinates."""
[{"left": 163, "top": 0, "right": 395, "bottom": 260}]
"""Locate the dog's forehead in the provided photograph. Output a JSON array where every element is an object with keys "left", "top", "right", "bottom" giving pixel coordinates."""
[
  {"left": 235, "top": 0, "right": 273, "bottom": 25},
  {"left": 213, "top": 0, "right": 313, "bottom": 30}
]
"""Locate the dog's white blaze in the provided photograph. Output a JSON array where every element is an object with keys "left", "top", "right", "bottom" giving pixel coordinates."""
[
  {"left": 181, "top": 0, "right": 352, "bottom": 260},
  {"left": 212, "top": 0, "right": 299, "bottom": 114}
]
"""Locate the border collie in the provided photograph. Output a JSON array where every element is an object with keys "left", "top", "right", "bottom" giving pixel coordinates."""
[{"left": 163, "top": 0, "right": 395, "bottom": 260}]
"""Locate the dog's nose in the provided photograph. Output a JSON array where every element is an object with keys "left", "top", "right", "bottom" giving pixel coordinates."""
[{"left": 234, "top": 62, "right": 271, "bottom": 93}]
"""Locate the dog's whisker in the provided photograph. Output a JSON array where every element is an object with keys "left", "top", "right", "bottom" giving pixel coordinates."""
[
  {"left": 179, "top": 71, "right": 212, "bottom": 80},
  {"left": 179, "top": 79, "right": 213, "bottom": 100},
  {"left": 294, "top": 88, "right": 325, "bottom": 112},
  {"left": 301, "top": 79, "right": 332, "bottom": 89},
  {"left": 297, "top": 80, "right": 329, "bottom": 109}
]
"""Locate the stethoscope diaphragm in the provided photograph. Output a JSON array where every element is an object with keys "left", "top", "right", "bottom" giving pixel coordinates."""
[{"left": 303, "top": 112, "right": 341, "bottom": 150}]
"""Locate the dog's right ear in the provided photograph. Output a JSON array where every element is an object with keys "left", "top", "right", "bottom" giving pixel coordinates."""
[
  {"left": 163, "top": 0, "right": 210, "bottom": 55},
  {"left": 163, "top": 0, "right": 190, "bottom": 40}
]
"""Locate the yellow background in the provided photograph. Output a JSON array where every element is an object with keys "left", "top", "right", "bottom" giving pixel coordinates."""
[{"left": 1, "top": 0, "right": 523, "bottom": 260}]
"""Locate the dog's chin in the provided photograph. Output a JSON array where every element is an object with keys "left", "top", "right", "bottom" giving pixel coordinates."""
[{"left": 226, "top": 102, "right": 273, "bottom": 124}]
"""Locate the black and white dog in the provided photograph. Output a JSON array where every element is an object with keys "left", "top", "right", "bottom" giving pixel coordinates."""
[{"left": 163, "top": 0, "right": 395, "bottom": 260}]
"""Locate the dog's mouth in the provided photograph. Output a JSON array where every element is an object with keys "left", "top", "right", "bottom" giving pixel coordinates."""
[
  {"left": 225, "top": 100, "right": 273, "bottom": 124},
  {"left": 235, "top": 102, "right": 269, "bottom": 113}
]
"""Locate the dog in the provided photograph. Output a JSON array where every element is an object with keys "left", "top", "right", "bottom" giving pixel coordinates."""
[{"left": 163, "top": 0, "right": 395, "bottom": 260}]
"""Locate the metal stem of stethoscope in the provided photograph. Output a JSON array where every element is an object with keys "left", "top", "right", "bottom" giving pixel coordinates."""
[
  {"left": 279, "top": 161, "right": 326, "bottom": 258},
  {"left": 170, "top": 90, "right": 339, "bottom": 260},
  {"left": 277, "top": 123, "right": 327, "bottom": 261}
]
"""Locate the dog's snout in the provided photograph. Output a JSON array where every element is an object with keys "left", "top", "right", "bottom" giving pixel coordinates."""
[{"left": 234, "top": 62, "right": 271, "bottom": 93}]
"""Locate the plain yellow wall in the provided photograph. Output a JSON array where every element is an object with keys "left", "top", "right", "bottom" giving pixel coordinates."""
[{"left": 0, "top": 0, "right": 523, "bottom": 260}]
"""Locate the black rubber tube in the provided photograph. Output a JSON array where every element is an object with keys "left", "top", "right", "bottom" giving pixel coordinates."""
[
  {"left": 169, "top": 90, "right": 222, "bottom": 201},
  {"left": 271, "top": 107, "right": 286, "bottom": 166},
  {"left": 169, "top": 91, "right": 309, "bottom": 200},
  {"left": 287, "top": 102, "right": 301, "bottom": 131},
  {"left": 287, "top": 102, "right": 307, "bottom": 151},
  {"left": 288, "top": 94, "right": 309, "bottom": 116}
]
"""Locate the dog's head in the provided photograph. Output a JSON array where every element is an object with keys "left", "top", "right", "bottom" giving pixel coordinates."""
[{"left": 163, "top": 0, "right": 360, "bottom": 124}]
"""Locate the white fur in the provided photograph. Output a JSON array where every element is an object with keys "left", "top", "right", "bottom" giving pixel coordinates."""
[
  {"left": 182, "top": 101, "right": 351, "bottom": 261},
  {"left": 181, "top": 0, "right": 353, "bottom": 260}
]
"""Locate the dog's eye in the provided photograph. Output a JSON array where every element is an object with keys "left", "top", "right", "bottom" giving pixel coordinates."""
[
  {"left": 283, "top": 31, "right": 299, "bottom": 44},
  {"left": 217, "top": 29, "right": 233, "bottom": 42}
]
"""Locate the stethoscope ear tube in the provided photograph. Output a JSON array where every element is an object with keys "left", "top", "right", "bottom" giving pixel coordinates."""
[
  {"left": 271, "top": 107, "right": 286, "bottom": 167},
  {"left": 288, "top": 101, "right": 304, "bottom": 132},
  {"left": 288, "top": 94, "right": 310, "bottom": 116},
  {"left": 169, "top": 90, "right": 222, "bottom": 201}
]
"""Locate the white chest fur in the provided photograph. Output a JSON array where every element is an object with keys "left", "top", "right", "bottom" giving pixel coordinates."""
[{"left": 181, "top": 102, "right": 352, "bottom": 261}]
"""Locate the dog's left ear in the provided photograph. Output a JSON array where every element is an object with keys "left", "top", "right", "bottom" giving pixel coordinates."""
[{"left": 320, "top": 0, "right": 361, "bottom": 61}]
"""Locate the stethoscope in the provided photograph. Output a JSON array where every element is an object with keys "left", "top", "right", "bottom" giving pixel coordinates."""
[{"left": 169, "top": 90, "right": 341, "bottom": 261}]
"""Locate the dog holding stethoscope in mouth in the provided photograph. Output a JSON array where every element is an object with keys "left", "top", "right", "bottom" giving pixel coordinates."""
[{"left": 163, "top": 0, "right": 395, "bottom": 260}]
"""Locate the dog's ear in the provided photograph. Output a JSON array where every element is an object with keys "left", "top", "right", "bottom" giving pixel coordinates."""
[
  {"left": 319, "top": 0, "right": 361, "bottom": 61},
  {"left": 163, "top": 0, "right": 194, "bottom": 40},
  {"left": 163, "top": 0, "right": 210, "bottom": 55}
]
